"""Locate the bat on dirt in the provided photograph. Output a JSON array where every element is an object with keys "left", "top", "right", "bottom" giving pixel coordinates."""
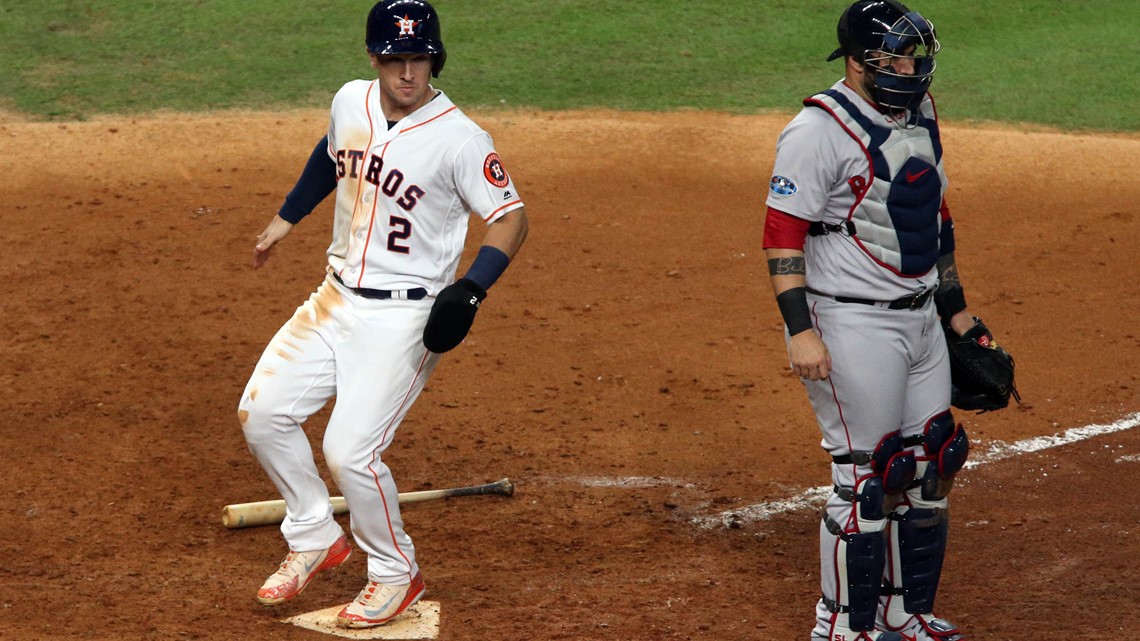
[{"left": 221, "top": 477, "right": 515, "bottom": 529}]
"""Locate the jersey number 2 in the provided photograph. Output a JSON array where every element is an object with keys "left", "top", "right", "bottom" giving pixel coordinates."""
[{"left": 387, "top": 216, "right": 411, "bottom": 254}]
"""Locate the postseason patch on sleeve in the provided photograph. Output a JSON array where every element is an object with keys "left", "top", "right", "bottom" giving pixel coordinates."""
[
  {"left": 483, "top": 153, "right": 510, "bottom": 188},
  {"left": 770, "top": 175, "right": 798, "bottom": 196}
]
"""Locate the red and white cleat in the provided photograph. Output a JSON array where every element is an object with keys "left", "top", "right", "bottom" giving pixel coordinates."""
[
  {"left": 336, "top": 571, "right": 426, "bottom": 628},
  {"left": 255, "top": 535, "right": 352, "bottom": 606}
]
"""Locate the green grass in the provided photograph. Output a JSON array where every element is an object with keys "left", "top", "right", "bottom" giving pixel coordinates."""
[{"left": 2, "top": 0, "right": 1137, "bottom": 131}]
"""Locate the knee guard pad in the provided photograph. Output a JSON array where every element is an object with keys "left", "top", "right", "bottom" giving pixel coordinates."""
[
  {"left": 835, "top": 432, "right": 918, "bottom": 522},
  {"left": 918, "top": 412, "right": 968, "bottom": 501},
  {"left": 824, "top": 516, "right": 888, "bottom": 632},
  {"left": 885, "top": 506, "right": 949, "bottom": 622},
  {"left": 873, "top": 432, "right": 918, "bottom": 496}
]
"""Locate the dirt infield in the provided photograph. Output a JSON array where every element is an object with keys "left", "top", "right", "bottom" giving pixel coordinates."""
[{"left": 1, "top": 108, "right": 1137, "bottom": 641}]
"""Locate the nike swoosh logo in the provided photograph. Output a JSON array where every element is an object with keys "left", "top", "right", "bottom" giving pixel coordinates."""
[
  {"left": 363, "top": 592, "right": 401, "bottom": 618},
  {"left": 303, "top": 553, "right": 324, "bottom": 573},
  {"left": 906, "top": 167, "right": 931, "bottom": 182}
]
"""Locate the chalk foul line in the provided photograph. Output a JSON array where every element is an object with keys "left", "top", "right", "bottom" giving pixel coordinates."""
[{"left": 691, "top": 412, "right": 1140, "bottom": 530}]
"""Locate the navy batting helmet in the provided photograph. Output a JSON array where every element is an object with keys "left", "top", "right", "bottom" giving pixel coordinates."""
[
  {"left": 827, "top": 0, "right": 939, "bottom": 113},
  {"left": 366, "top": 0, "right": 447, "bottom": 77}
]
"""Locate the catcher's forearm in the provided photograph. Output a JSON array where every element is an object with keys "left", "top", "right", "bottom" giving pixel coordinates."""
[
  {"left": 767, "top": 250, "right": 812, "bottom": 336},
  {"left": 934, "top": 252, "right": 968, "bottom": 319}
]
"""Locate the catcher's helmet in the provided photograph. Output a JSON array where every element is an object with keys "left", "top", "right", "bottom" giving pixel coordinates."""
[
  {"left": 366, "top": 0, "right": 447, "bottom": 77},
  {"left": 827, "top": 0, "right": 939, "bottom": 113}
]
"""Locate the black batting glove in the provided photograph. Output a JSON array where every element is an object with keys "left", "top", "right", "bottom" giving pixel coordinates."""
[{"left": 422, "top": 278, "right": 487, "bottom": 353}]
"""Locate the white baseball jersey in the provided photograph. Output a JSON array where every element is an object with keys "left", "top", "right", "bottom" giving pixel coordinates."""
[
  {"left": 326, "top": 80, "right": 524, "bottom": 294},
  {"left": 766, "top": 80, "right": 947, "bottom": 301}
]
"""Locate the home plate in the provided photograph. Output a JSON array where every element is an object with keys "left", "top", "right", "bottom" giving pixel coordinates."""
[{"left": 283, "top": 601, "right": 439, "bottom": 639}]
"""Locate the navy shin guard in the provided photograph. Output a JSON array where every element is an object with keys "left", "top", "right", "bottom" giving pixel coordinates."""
[
  {"left": 894, "top": 507, "right": 948, "bottom": 613},
  {"left": 824, "top": 515, "right": 888, "bottom": 631}
]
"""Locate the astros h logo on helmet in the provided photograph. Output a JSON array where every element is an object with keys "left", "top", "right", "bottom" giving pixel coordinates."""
[{"left": 395, "top": 15, "right": 418, "bottom": 36}]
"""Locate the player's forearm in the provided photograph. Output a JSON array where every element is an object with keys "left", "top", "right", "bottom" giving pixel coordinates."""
[
  {"left": 935, "top": 251, "right": 969, "bottom": 321},
  {"left": 766, "top": 248, "right": 813, "bottom": 336},
  {"left": 480, "top": 208, "right": 528, "bottom": 260},
  {"left": 463, "top": 208, "right": 528, "bottom": 291},
  {"left": 766, "top": 248, "right": 807, "bottom": 296}
]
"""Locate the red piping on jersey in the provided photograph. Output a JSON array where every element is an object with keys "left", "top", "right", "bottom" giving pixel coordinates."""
[
  {"left": 813, "top": 302, "right": 862, "bottom": 533},
  {"left": 814, "top": 300, "right": 853, "bottom": 606},
  {"left": 367, "top": 349, "right": 432, "bottom": 578},
  {"left": 342, "top": 81, "right": 380, "bottom": 284},
  {"left": 355, "top": 101, "right": 459, "bottom": 284},
  {"left": 357, "top": 138, "right": 392, "bottom": 286},
  {"left": 484, "top": 199, "right": 523, "bottom": 222},
  {"left": 398, "top": 105, "right": 457, "bottom": 134}
]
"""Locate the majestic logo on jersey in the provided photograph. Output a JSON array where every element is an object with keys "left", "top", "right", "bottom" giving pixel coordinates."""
[
  {"left": 395, "top": 15, "right": 419, "bottom": 36},
  {"left": 483, "top": 153, "right": 510, "bottom": 188},
  {"left": 770, "top": 175, "right": 797, "bottom": 196}
]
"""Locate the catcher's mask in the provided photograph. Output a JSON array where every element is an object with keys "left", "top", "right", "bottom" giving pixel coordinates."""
[
  {"left": 828, "top": 0, "right": 939, "bottom": 114},
  {"left": 366, "top": 0, "right": 447, "bottom": 77}
]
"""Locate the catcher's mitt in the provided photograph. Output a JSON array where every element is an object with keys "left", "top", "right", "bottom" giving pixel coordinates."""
[{"left": 945, "top": 317, "right": 1021, "bottom": 412}]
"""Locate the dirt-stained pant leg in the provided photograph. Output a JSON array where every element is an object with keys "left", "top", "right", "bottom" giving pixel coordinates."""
[
  {"left": 321, "top": 292, "right": 438, "bottom": 585},
  {"left": 798, "top": 299, "right": 945, "bottom": 640},
  {"left": 238, "top": 277, "right": 346, "bottom": 551}
]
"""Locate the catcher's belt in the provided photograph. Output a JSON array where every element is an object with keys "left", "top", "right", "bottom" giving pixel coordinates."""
[{"left": 807, "top": 287, "right": 934, "bottom": 310}]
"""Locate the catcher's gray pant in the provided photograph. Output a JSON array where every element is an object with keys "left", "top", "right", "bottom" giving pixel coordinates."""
[{"left": 793, "top": 296, "right": 954, "bottom": 639}]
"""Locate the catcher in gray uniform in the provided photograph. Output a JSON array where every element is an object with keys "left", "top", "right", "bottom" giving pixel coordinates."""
[{"left": 761, "top": 2, "right": 1016, "bottom": 640}]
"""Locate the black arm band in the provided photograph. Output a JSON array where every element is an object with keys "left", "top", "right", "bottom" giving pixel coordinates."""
[
  {"left": 776, "top": 287, "right": 813, "bottom": 336},
  {"left": 934, "top": 285, "right": 968, "bottom": 319},
  {"left": 278, "top": 135, "right": 338, "bottom": 224}
]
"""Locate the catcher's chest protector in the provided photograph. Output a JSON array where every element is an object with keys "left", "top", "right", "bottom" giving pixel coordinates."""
[{"left": 807, "top": 89, "right": 946, "bottom": 276}]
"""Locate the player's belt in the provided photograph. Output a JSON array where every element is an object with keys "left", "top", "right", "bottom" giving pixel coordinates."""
[
  {"left": 808, "top": 288, "right": 933, "bottom": 310},
  {"left": 331, "top": 272, "right": 428, "bottom": 300}
]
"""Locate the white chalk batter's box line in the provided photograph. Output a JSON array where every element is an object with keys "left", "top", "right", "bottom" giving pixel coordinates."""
[{"left": 689, "top": 412, "right": 1140, "bottom": 530}]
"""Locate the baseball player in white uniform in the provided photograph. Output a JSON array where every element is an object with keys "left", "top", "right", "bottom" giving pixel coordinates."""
[
  {"left": 237, "top": 0, "right": 528, "bottom": 628},
  {"left": 762, "top": 2, "right": 987, "bottom": 641}
]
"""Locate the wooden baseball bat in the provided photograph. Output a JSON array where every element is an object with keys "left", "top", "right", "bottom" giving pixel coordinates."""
[{"left": 221, "top": 477, "right": 514, "bottom": 529}]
